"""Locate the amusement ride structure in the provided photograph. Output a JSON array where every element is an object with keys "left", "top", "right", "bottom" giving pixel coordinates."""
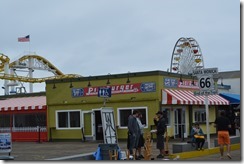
[
  {"left": 0, "top": 52, "right": 81, "bottom": 95},
  {"left": 170, "top": 37, "right": 204, "bottom": 75},
  {"left": 0, "top": 37, "right": 204, "bottom": 95}
]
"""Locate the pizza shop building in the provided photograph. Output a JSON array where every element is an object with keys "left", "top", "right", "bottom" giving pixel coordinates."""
[{"left": 45, "top": 70, "right": 229, "bottom": 141}]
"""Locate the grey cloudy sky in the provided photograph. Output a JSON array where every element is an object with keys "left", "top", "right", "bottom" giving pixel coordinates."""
[{"left": 0, "top": 0, "right": 240, "bottom": 94}]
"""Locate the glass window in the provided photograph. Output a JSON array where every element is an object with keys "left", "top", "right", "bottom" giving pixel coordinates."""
[
  {"left": 14, "top": 113, "right": 46, "bottom": 127},
  {"left": 118, "top": 107, "right": 147, "bottom": 128},
  {"left": 194, "top": 110, "right": 206, "bottom": 123},
  {"left": 70, "top": 111, "right": 80, "bottom": 127},
  {"left": 56, "top": 110, "right": 81, "bottom": 129},
  {"left": 58, "top": 112, "right": 68, "bottom": 128}
]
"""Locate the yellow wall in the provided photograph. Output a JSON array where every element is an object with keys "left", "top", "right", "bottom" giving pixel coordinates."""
[{"left": 46, "top": 74, "right": 163, "bottom": 140}]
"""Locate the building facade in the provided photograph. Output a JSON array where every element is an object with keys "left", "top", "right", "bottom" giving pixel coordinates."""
[{"left": 45, "top": 70, "right": 229, "bottom": 141}]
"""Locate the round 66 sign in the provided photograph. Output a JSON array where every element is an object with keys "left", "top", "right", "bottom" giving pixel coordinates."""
[{"left": 198, "top": 75, "right": 214, "bottom": 91}]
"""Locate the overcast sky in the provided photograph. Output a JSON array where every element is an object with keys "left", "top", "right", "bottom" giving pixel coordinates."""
[{"left": 0, "top": 0, "right": 240, "bottom": 95}]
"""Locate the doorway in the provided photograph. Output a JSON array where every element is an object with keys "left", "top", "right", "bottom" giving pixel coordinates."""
[
  {"left": 174, "top": 108, "right": 186, "bottom": 139},
  {"left": 94, "top": 110, "right": 103, "bottom": 141}
]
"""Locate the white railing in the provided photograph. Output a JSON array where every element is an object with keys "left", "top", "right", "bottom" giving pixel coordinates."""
[
  {"left": 0, "top": 126, "right": 47, "bottom": 132},
  {"left": 0, "top": 127, "right": 11, "bottom": 132}
]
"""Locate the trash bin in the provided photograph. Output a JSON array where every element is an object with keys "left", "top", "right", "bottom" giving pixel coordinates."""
[{"left": 98, "top": 144, "right": 118, "bottom": 160}]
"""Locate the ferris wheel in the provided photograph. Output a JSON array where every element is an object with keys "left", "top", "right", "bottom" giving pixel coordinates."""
[{"left": 170, "top": 37, "right": 204, "bottom": 75}]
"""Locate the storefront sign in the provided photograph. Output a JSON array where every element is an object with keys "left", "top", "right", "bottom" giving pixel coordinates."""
[
  {"left": 164, "top": 78, "right": 178, "bottom": 88},
  {"left": 164, "top": 78, "right": 199, "bottom": 89},
  {"left": 0, "top": 133, "right": 11, "bottom": 153},
  {"left": 72, "top": 82, "right": 156, "bottom": 97}
]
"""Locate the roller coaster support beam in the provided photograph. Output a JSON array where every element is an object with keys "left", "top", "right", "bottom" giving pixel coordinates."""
[
  {"left": 3, "top": 62, "right": 9, "bottom": 95},
  {"left": 28, "top": 57, "right": 34, "bottom": 93}
]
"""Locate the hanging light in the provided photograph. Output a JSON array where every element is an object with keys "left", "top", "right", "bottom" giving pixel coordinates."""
[
  {"left": 69, "top": 81, "right": 73, "bottom": 88},
  {"left": 180, "top": 74, "right": 183, "bottom": 83},
  {"left": 191, "top": 76, "right": 195, "bottom": 86},
  {"left": 126, "top": 71, "right": 131, "bottom": 83},
  {"left": 87, "top": 76, "right": 92, "bottom": 87},
  {"left": 106, "top": 73, "right": 111, "bottom": 85},
  {"left": 221, "top": 77, "right": 224, "bottom": 86}
]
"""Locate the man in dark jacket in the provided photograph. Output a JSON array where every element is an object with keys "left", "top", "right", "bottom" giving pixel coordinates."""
[
  {"left": 127, "top": 110, "right": 140, "bottom": 157},
  {"left": 214, "top": 110, "right": 232, "bottom": 159},
  {"left": 153, "top": 111, "right": 167, "bottom": 158}
]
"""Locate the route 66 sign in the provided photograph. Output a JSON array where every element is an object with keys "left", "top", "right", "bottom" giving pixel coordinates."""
[{"left": 198, "top": 75, "right": 214, "bottom": 91}]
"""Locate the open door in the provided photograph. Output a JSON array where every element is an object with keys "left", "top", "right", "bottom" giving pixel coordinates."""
[
  {"left": 100, "top": 107, "right": 117, "bottom": 144},
  {"left": 82, "top": 111, "right": 95, "bottom": 141}
]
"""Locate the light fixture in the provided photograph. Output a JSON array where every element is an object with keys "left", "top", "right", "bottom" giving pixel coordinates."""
[
  {"left": 69, "top": 81, "right": 73, "bottom": 88},
  {"left": 221, "top": 77, "right": 224, "bottom": 86},
  {"left": 53, "top": 83, "right": 56, "bottom": 89},
  {"left": 87, "top": 76, "right": 92, "bottom": 87},
  {"left": 191, "top": 76, "right": 194, "bottom": 86},
  {"left": 126, "top": 71, "right": 130, "bottom": 83},
  {"left": 106, "top": 73, "right": 111, "bottom": 85},
  {"left": 180, "top": 74, "right": 183, "bottom": 83}
]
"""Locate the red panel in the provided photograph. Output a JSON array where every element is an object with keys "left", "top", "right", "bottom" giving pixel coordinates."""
[{"left": 12, "top": 132, "right": 48, "bottom": 142}]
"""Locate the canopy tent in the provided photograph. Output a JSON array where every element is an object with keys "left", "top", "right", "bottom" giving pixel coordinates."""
[
  {"left": 162, "top": 89, "right": 229, "bottom": 105},
  {"left": 0, "top": 96, "right": 46, "bottom": 112},
  {"left": 219, "top": 93, "right": 240, "bottom": 104}
]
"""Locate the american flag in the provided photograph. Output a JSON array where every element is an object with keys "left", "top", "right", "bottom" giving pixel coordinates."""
[{"left": 18, "top": 35, "right": 30, "bottom": 42}]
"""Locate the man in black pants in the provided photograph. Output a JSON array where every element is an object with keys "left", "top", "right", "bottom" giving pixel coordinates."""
[
  {"left": 127, "top": 110, "right": 140, "bottom": 158},
  {"left": 153, "top": 111, "right": 167, "bottom": 158}
]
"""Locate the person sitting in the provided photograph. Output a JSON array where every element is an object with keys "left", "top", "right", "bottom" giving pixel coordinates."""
[{"left": 190, "top": 123, "right": 205, "bottom": 150}]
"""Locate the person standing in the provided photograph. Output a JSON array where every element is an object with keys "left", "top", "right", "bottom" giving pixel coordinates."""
[
  {"left": 214, "top": 110, "right": 232, "bottom": 159},
  {"left": 136, "top": 112, "right": 145, "bottom": 159},
  {"left": 127, "top": 110, "right": 140, "bottom": 157},
  {"left": 153, "top": 111, "right": 167, "bottom": 158}
]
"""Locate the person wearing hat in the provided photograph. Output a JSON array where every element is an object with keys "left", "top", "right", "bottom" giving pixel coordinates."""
[{"left": 153, "top": 111, "right": 167, "bottom": 158}]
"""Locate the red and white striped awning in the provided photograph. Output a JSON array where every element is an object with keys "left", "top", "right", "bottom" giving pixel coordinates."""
[
  {"left": 0, "top": 96, "right": 47, "bottom": 112},
  {"left": 162, "top": 89, "right": 229, "bottom": 105}
]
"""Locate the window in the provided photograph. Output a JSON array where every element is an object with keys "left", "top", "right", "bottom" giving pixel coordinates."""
[
  {"left": 0, "top": 114, "right": 10, "bottom": 127},
  {"left": 14, "top": 113, "right": 46, "bottom": 127},
  {"left": 118, "top": 107, "right": 147, "bottom": 128},
  {"left": 194, "top": 110, "right": 206, "bottom": 123},
  {"left": 56, "top": 110, "right": 81, "bottom": 129}
]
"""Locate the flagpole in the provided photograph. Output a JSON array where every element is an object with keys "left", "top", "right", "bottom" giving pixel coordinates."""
[{"left": 28, "top": 35, "right": 31, "bottom": 54}]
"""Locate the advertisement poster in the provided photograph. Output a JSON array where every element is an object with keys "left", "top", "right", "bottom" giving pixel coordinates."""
[{"left": 0, "top": 133, "right": 12, "bottom": 153}]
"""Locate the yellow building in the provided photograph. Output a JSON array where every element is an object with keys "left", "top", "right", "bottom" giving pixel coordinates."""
[{"left": 45, "top": 70, "right": 229, "bottom": 141}]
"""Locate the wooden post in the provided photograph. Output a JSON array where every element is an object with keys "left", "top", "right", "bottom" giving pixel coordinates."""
[{"left": 109, "top": 150, "right": 118, "bottom": 160}]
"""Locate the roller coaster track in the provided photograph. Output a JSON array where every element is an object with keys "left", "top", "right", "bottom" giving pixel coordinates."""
[{"left": 0, "top": 53, "right": 82, "bottom": 83}]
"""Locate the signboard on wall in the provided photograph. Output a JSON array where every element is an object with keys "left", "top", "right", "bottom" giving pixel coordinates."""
[
  {"left": 164, "top": 78, "right": 198, "bottom": 89},
  {"left": 72, "top": 82, "right": 156, "bottom": 97}
]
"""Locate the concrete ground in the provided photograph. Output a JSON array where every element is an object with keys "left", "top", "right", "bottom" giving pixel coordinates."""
[{"left": 1, "top": 136, "right": 241, "bottom": 161}]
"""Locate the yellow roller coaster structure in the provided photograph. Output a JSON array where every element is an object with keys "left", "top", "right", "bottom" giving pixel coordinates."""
[{"left": 0, "top": 53, "right": 82, "bottom": 94}]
